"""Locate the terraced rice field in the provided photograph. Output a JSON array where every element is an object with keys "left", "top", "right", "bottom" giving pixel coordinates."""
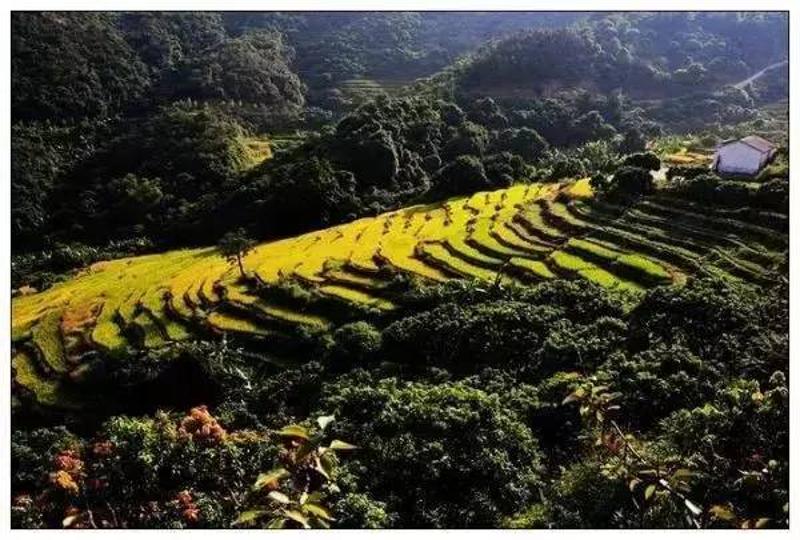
[
  {"left": 337, "top": 78, "right": 412, "bottom": 103},
  {"left": 241, "top": 137, "right": 272, "bottom": 167},
  {"left": 662, "top": 149, "right": 712, "bottom": 166},
  {"left": 11, "top": 179, "right": 787, "bottom": 408}
]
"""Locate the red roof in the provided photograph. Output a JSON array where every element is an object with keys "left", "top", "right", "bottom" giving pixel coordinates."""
[{"left": 738, "top": 135, "right": 776, "bottom": 154}]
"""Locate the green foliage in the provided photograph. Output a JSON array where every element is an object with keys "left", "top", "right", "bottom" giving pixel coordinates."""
[
  {"left": 12, "top": 12, "right": 151, "bottom": 122},
  {"left": 597, "top": 344, "right": 718, "bottom": 429},
  {"left": 107, "top": 174, "right": 165, "bottom": 222},
  {"left": 538, "top": 316, "right": 628, "bottom": 374},
  {"left": 468, "top": 97, "right": 509, "bottom": 129},
  {"left": 509, "top": 91, "right": 640, "bottom": 149},
  {"left": 432, "top": 155, "right": 489, "bottom": 197},
  {"left": 234, "top": 96, "right": 454, "bottom": 237},
  {"left": 11, "top": 121, "right": 109, "bottom": 247},
  {"left": 620, "top": 126, "right": 648, "bottom": 154},
  {"left": 53, "top": 104, "right": 251, "bottom": 245},
  {"left": 439, "top": 101, "right": 466, "bottom": 126},
  {"left": 330, "top": 322, "right": 383, "bottom": 367},
  {"left": 540, "top": 149, "right": 588, "bottom": 180},
  {"left": 463, "top": 28, "right": 595, "bottom": 91},
  {"left": 622, "top": 152, "right": 661, "bottom": 171},
  {"left": 681, "top": 174, "right": 738, "bottom": 205},
  {"left": 646, "top": 87, "right": 759, "bottom": 132},
  {"left": 9, "top": 11, "right": 790, "bottom": 531},
  {"left": 254, "top": 156, "right": 363, "bottom": 236},
  {"left": 571, "top": 140, "right": 623, "bottom": 175},
  {"left": 494, "top": 127, "right": 549, "bottom": 162},
  {"left": 10, "top": 274, "right": 789, "bottom": 529},
  {"left": 548, "top": 460, "right": 631, "bottom": 527},
  {"left": 236, "top": 416, "right": 357, "bottom": 528},
  {"left": 656, "top": 373, "right": 788, "bottom": 528},
  {"left": 226, "top": 12, "right": 580, "bottom": 99},
  {"left": 120, "top": 12, "right": 227, "bottom": 72},
  {"left": 383, "top": 300, "right": 561, "bottom": 373},
  {"left": 595, "top": 166, "right": 654, "bottom": 202},
  {"left": 482, "top": 152, "right": 530, "bottom": 186},
  {"left": 12, "top": 427, "right": 82, "bottom": 491},
  {"left": 318, "top": 375, "right": 545, "bottom": 527},
  {"left": 224, "top": 361, "right": 327, "bottom": 429},
  {"left": 442, "top": 121, "right": 489, "bottom": 159},
  {"left": 628, "top": 277, "right": 782, "bottom": 379},
  {"left": 461, "top": 13, "right": 787, "bottom": 101},
  {"left": 676, "top": 173, "right": 789, "bottom": 214},
  {"left": 218, "top": 228, "right": 257, "bottom": 277},
  {"left": 174, "top": 30, "right": 304, "bottom": 128},
  {"left": 12, "top": 407, "right": 278, "bottom": 528},
  {"left": 334, "top": 493, "right": 392, "bottom": 528},
  {"left": 501, "top": 504, "right": 550, "bottom": 528}
]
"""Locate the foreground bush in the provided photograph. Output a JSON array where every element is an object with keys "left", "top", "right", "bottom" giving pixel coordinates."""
[
  {"left": 12, "top": 407, "right": 277, "bottom": 528},
  {"left": 317, "top": 375, "right": 545, "bottom": 527}
]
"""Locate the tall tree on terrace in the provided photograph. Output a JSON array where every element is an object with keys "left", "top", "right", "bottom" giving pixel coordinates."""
[{"left": 218, "top": 228, "right": 257, "bottom": 279}]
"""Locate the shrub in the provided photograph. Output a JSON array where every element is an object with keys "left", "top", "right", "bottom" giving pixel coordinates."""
[
  {"left": 571, "top": 140, "right": 621, "bottom": 174},
  {"left": 382, "top": 301, "right": 563, "bottom": 373},
  {"left": 538, "top": 316, "right": 628, "bottom": 374},
  {"left": 442, "top": 121, "right": 490, "bottom": 160},
  {"left": 502, "top": 504, "right": 550, "bottom": 528},
  {"left": 547, "top": 152, "right": 587, "bottom": 180},
  {"left": 620, "top": 127, "right": 647, "bottom": 154},
  {"left": 262, "top": 157, "right": 363, "bottom": 235},
  {"left": 439, "top": 101, "right": 466, "bottom": 127},
  {"left": 597, "top": 344, "right": 719, "bottom": 429},
  {"left": 331, "top": 321, "right": 383, "bottom": 367},
  {"left": 235, "top": 417, "right": 357, "bottom": 529},
  {"left": 468, "top": 97, "right": 509, "bottom": 129},
  {"left": 318, "top": 375, "right": 544, "bottom": 527},
  {"left": 482, "top": 152, "right": 529, "bottom": 186},
  {"left": 12, "top": 427, "right": 81, "bottom": 492},
  {"left": 334, "top": 493, "right": 393, "bottom": 528},
  {"left": 605, "top": 166, "right": 654, "bottom": 201},
  {"left": 627, "top": 278, "right": 768, "bottom": 374},
  {"left": 571, "top": 110, "right": 617, "bottom": 144},
  {"left": 656, "top": 375, "right": 788, "bottom": 528},
  {"left": 681, "top": 174, "right": 752, "bottom": 207},
  {"left": 494, "top": 127, "right": 549, "bottom": 162},
  {"left": 236, "top": 361, "right": 327, "bottom": 429},
  {"left": 518, "top": 279, "right": 626, "bottom": 324},
  {"left": 546, "top": 460, "right": 631, "bottom": 527},
  {"left": 622, "top": 152, "right": 661, "bottom": 171},
  {"left": 432, "top": 154, "right": 489, "bottom": 197},
  {"left": 11, "top": 408, "right": 278, "bottom": 528},
  {"left": 754, "top": 178, "right": 788, "bottom": 213}
]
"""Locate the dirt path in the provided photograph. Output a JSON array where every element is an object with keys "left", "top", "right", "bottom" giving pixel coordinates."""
[{"left": 733, "top": 60, "right": 788, "bottom": 89}]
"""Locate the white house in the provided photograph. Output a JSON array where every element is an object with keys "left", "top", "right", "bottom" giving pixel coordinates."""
[{"left": 712, "top": 135, "right": 777, "bottom": 176}]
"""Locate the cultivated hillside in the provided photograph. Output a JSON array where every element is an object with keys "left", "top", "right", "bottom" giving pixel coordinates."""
[{"left": 11, "top": 179, "right": 788, "bottom": 408}]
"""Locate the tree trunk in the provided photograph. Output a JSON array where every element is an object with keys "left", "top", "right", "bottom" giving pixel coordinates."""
[{"left": 237, "top": 254, "right": 245, "bottom": 278}]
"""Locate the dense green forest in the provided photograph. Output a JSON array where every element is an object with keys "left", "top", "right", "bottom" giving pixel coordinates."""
[
  {"left": 11, "top": 11, "right": 787, "bottom": 263},
  {"left": 11, "top": 11, "right": 789, "bottom": 529}
]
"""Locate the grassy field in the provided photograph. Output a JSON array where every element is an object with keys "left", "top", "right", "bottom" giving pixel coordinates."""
[{"left": 11, "top": 178, "right": 787, "bottom": 408}]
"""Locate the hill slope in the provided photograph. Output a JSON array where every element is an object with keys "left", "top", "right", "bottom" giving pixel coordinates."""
[{"left": 11, "top": 179, "right": 787, "bottom": 408}]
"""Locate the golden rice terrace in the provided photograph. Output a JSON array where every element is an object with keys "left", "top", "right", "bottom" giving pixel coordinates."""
[{"left": 11, "top": 180, "right": 788, "bottom": 408}]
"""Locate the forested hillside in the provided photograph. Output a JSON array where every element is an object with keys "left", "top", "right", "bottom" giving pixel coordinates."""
[
  {"left": 12, "top": 12, "right": 788, "bottom": 263},
  {"left": 461, "top": 13, "right": 788, "bottom": 97},
  {"left": 11, "top": 11, "right": 789, "bottom": 530}
]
